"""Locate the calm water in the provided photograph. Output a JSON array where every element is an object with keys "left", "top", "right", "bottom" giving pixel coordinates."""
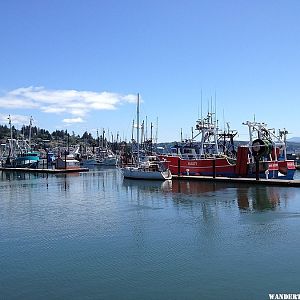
[{"left": 1, "top": 168, "right": 300, "bottom": 300}]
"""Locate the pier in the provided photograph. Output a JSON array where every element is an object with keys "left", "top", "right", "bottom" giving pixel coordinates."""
[
  {"left": 172, "top": 174, "right": 300, "bottom": 187},
  {"left": 0, "top": 167, "right": 89, "bottom": 173}
]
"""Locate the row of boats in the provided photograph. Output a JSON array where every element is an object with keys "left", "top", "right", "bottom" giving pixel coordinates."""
[
  {"left": 121, "top": 94, "right": 296, "bottom": 181},
  {"left": 0, "top": 95, "right": 297, "bottom": 181},
  {"left": 0, "top": 144, "right": 119, "bottom": 169}
]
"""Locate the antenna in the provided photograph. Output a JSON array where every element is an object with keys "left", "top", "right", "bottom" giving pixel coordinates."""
[
  {"left": 223, "top": 109, "right": 225, "bottom": 131},
  {"left": 211, "top": 96, "right": 213, "bottom": 119},
  {"left": 214, "top": 91, "right": 217, "bottom": 124},
  {"left": 201, "top": 89, "right": 203, "bottom": 120},
  {"left": 155, "top": 117, "right": 158, "bottom": 146}
]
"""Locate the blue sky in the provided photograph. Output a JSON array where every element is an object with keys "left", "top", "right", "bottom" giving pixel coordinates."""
[{"left": 0, "top": 0, "right": 299, "bottom": 142}]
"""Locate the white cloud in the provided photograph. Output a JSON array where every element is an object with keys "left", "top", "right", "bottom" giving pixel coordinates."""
[
  {"left": 0, "top": 87, "right": 137, "bottom": 122},
  {"left": 62, "top": 117, "right": 84, "bottom": 124},
  {"left": 0, "top": 113, "right": 32, "bottom": 125}
]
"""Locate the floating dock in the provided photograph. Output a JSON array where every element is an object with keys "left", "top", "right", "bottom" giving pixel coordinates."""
[
  {"left": 0, "top": 167, "right": 89, "bottom": 173},
  {"left": 172, "top": 175, "right": 300, "bottom": 187}
]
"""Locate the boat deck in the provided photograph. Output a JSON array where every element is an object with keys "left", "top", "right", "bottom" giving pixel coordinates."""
[{"left": 172, "top": 175, "right": 300, "bottom": 187}]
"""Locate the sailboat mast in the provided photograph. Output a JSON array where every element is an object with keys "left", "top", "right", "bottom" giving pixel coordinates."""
[
  {"left": 8, "top": 115, "right": 13, "bottom": 157},
  {"left": 137, "top": 93, "right": 140, "bottom": 164},
  {"left": 28, "top": 116, "right": 33, "bottom": 150}
]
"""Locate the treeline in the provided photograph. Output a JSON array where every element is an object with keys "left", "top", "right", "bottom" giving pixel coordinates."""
[{"left": 0, "top": 124, "right": 96, "bottom": 145}]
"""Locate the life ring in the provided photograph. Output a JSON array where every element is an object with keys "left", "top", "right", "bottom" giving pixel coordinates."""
[{"left": 252, "top": 138, "right": 272, "bottom": 158}]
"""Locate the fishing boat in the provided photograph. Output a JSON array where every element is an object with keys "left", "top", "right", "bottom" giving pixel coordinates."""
[
  {"left": 159, "top": 112, "right": 237, "bottom": 177},
  {"left": 2, "top": 116, "right": 41, "bottom": 168},
  {"left": 95, "top": 148, "right": 118, "bottom": 166},
  {"left": 159, "top": 114, "right": 295, "bottom": 180},
  {"left": 13, "top": 151, "right": 40, "bottom": 168},
  {"left": 122, "top": 93, "right": 171, "bottom": 180}
]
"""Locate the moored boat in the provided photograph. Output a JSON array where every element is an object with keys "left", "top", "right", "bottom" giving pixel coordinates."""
[
  {"left": 13, "top": 151, "right": 40, "bottom": 168},
  {"left": 122, "top": 155, "right": 172, "bottom": 180},
  {"left": 121, "top": 93, "right": 171, "bottom": 180},
  {"left": 160, "top": 114, "right": 295, "bottom": 180},
  {"left": 159, "top": 112, "right": 237, "bottom": 177}
]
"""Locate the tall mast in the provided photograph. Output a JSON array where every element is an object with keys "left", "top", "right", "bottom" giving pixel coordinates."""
[
  {"left": 8, "top": 115, "right": 13, "bottom": 157},
  {"left": 201, "top": 89, "right": 203, "bottom": 120},
  {"left": 137, "top": 93, "right": 140, "bottom": 164},
  {"left": 97, "top": 129, "right": 100, "bottom": 147},
  {"left": 102, "top": 128, "right": 105, "bottom": 148},
  {"left": 28, "top": 116, "right": 33, "bottom": 150},
  {"left": 150, "top": 122, "right": 153, "bottom": 155},
  {"left": 145, "top": 116, "right": 148, "bottom": 140},
  {"left": 131, "top": 120, "right": 134, "bottom": 142},
  {"left": 155, "top": 117, "right": 158, "bottom": 149}
]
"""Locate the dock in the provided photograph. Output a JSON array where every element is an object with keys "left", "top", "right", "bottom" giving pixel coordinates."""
[
  {"left": 0, "top": 167, "right": 89, "bottom": 173},
  {"left": 172, "top": 175, "right": 300, "bottom": 187}
]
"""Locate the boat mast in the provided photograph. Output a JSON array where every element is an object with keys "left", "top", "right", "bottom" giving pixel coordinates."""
[
  {"left": 97, "top": 129, "right": 100, "bottom": 147},
  {"left": 28, "top": 116, "right": 33, "bottom": 150},
  {"left": 137, "top": 93, "right": 140, "bottom": 164},
  {"left": 102, "top": 128, "right": 105, "bottom": 148},
  {"left": 8, "top": 115, "right": 13, "bottom": 157}
]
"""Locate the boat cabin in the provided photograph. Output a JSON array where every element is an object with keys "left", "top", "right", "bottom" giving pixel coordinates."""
[{"left": 54, "top": 157, "right": 80, "bottom": 169}]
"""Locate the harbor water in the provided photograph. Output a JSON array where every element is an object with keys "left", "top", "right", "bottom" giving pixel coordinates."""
[{"left": 1, "top": 168, "right": 300, "bottom": 299}]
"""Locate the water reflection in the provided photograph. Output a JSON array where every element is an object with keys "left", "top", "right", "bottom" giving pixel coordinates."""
[
  {"left": 1, "top": 168, "right": 298, "bottom": 214},
  {"left": 122, "top": 178, "right": 172, "bottom": 193},
  {"left": 172, "top": 179, "right": 296, "bottom": 212},
  {"left": 0, "top": 171, "right": 41, "bottom": 181},
  {"left": 237, "top": 186, "right": 278, "bottom": 211},
  {"left": 121, "top": 177, "right": 298, "bottom": 213},
  {"left": 171, "top": 180, "right": 230, "bottom": 195}
]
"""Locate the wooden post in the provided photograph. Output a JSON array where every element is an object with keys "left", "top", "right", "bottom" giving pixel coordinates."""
[
  {"left": 212, "top": 159, "right": 216, "bottom": 178},
  {"left": 64, "top": 151, "right": 67, "bottom": 169},
  {"left": 255, "top": 157, "right": 259, "bottom": 181}
]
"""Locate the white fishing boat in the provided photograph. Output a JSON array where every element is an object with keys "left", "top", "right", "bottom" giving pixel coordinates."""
[
  {"left": 122, "top": 93, "right": 171, "bottom": 180},
  {"left": 96, "top": 148, "right": 118, "bottom": 166},
  {"left": 123, "top": 155, "right": 172, "bottom": 180}
]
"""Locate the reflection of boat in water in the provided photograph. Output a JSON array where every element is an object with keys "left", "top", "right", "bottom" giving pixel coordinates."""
[
  {"left": 171, "top": 179, "right": 232, "bottom": 195},
  {"left": 237, "top": 186, "right": 283, "bottom": 211},
  {"left": 122, "top": 177, "right": 172, "bottom": 192},
  {"left": 171, "top": 179, "right": 290, "bottom": 212}
]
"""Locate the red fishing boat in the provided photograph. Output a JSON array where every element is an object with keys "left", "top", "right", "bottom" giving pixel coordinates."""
[{"left": 159, "top": 114, "right": 295, "bottom": 180}]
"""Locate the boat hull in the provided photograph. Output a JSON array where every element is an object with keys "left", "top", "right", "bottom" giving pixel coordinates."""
[
  {"left": 122, "top": 167, "right": 172, "bottom": 180},
  {"left": 161, "top": 156, "right": 236, "bottom": 177},
  {"left": 161, "top": 156, "right": 296, "bottom": 180}
]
